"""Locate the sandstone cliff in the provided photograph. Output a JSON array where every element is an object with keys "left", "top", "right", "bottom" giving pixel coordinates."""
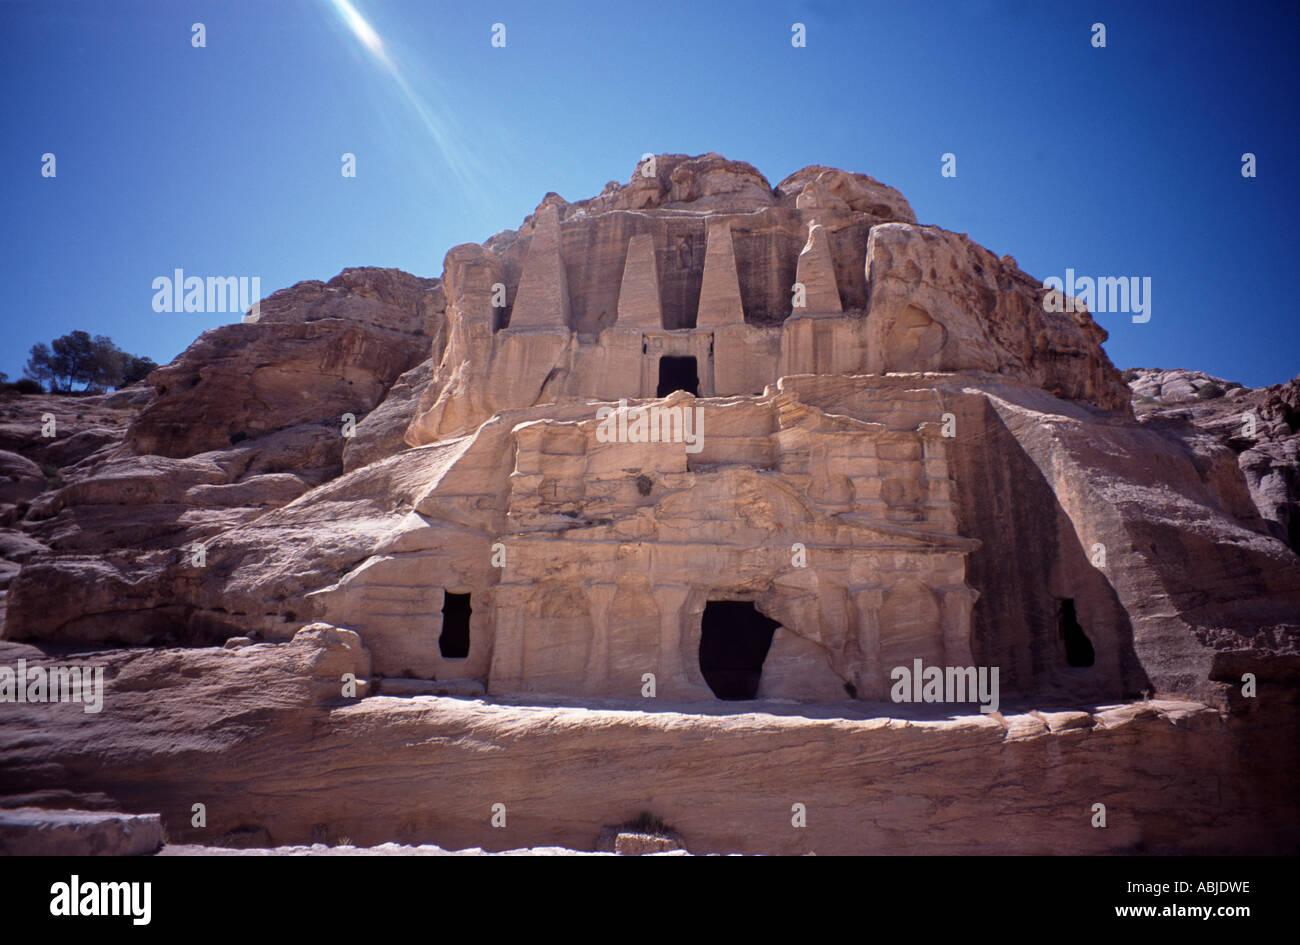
[{"left": 1, "top": 155, "right": 1296, "bottom": 855}]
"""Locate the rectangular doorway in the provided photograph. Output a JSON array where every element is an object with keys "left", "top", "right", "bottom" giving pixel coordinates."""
[
  {"left": 440, "top": 591, "right": 471, "bottom": 659},
  {"left": 657, "top": 355, "right": 699, "bottom": 397}
]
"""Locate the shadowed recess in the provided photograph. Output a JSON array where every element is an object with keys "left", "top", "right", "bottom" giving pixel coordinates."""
[
  {"left": 657, "top": 356, "right": 698, "bottom": 397},
  {"left": 699, "top": 600, "right": 780, "bottom": 700},
  {"left": 440, "top": 592, "right": 471, "bottom": 659},
  {"left": 1058, "top": 598, "right": 1095, "bottom": 668}
]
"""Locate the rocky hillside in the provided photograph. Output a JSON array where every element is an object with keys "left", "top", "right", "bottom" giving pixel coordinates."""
[
  {"left": 1, "top": 155, "right": 1297, "bottom": 855},
  {"left": 1127, "top": 367, "right": 1300, "bottom": 554}
]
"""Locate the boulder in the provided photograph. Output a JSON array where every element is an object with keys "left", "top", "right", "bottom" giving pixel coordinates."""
[
  {"left": 0, "top": 450, "right": 44, "bottom": 506},
  {"left": 0, "top": 808, "right": 164, "bottom": 856}
]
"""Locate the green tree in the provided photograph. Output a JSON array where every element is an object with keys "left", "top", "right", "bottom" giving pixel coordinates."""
[
  {"left": 50, "top": 330, "right": 96, "bottom": 390},
  {"left": 88, "top": 334, "right": 128, "bottom": 390},
  {"left": 121, "top": 355, "right": 158, "bottom": 386},
  {"left": 26, "top": 332, "right": 156, "bottom": 392},
  {"left": 24, "top": 342, "right": 56, "bottom": 391}
]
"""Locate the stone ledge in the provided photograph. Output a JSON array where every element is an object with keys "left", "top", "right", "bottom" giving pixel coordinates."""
[{"left": 0, "top": 808, "right": 164, "bottom": 856}]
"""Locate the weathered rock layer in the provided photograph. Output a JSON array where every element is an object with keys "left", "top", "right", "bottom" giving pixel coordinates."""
[{"left": 1, "top": 154, "right": 1297, "bottom": 854}]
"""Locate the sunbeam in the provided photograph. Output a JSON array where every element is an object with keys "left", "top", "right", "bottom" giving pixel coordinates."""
[{"left": 321, "top": 0, "right": 481, "bottom": 193}]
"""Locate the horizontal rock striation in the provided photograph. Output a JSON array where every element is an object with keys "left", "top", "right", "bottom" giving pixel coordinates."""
[
  {"left": 1, "top": 154, "right": 1296, "bottom": 854},
  {"left": 0, "top": 635, "right": 1293, "bottom": 855}
]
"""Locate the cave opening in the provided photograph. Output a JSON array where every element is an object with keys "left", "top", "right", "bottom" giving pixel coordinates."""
[
  {"left": 657, "top": 356, "right": 699, "bottom": 397},
  {"left": 440, "top": 591, "right": 472, "bottom": 659},
  {"left": 1058, "top": 598, "right": 1095, "bottom": 667},
  {"left": 698, "top": 600, "right": 780, "bottom": 700}
]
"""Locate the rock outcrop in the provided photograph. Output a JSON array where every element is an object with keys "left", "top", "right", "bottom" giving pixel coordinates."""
[
  {"left": 406, "top": 154, "right": 1128, "bottom": 443},
  {"left": 0, "top": 808, "right": 165, "bottom": 856},
  {"left": 1128, "top": 368, "right": 1300, "bottom": 556},
  {"left": 127, "top": 267, "right": 443, "bottom": 458},
  {"left": 1, "top": 154, "right": 1296, "bottom": 855},
  {"left": 0, "top": 634, "right": 1292, "bottom": 854}
]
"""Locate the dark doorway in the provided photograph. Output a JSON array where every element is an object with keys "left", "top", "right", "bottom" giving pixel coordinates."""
[
  {"left": 1058, "top": 598, "right": 1095, "bottom": 667},
  {"left": 440, "top": 592, "right": 472, "bottom": 659},
  {"left": 699, "top": 600, "right": 780, "bottom": 699},
  {"left": 657, "top": 356, "right": 699, "bottom": 397}
]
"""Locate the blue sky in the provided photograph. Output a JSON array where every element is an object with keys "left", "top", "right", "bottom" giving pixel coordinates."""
[{"left": 3, "top": 0, "right": 1297, "bottom": 387}]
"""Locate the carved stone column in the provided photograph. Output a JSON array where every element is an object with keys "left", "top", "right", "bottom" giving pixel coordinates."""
[
  {"left": 849, "top": 587, "right": 887, "bottom": 700},
  {"left": 583, "top": 583, "right": 618, "bottom": 694},
  {"left": 486, "top": 583, "right": 531, "bottom": 695},
  {"left": 655, "top": 584, "right": 692, "bottom": 699},
  {"left": 940, "top": 586, "right": 980, "bottom": 669}
]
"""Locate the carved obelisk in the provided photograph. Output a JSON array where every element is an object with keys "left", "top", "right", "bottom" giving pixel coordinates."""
[
  {"left": 696, "top": 219, "right": 745, "bottom": 327},
  {"left": 509, "top": 204, "right": 571, "bottom": 329},
  {"left": 794, "top": 223, "right": 842, "bottom": 313},
  {"left": 616, "top": 234, "right": 664, "bottom": 329}
]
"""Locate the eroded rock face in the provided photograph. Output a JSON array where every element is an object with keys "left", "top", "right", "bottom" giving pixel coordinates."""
[
  {"left": 14, "top": 373, "right": 1292, "bottom": 714},
  {"left": 1129, "top": 367, "right": 1245, "bottom": 404},
  {"left": 341, "top": 358, "right": 440, "bottom": 474},
  {"left": 0, "top": 632, "right": 1293, "bottom": 853},
  {"left": 126, "top": 267, "right": 444, "bottom": 458},
  {"left": 6, "top": 156, "right": 1295, "bottom": 706},
  {"left": 1129, "top": 368, "right": 1300, "bottom": 555},
  {"left": 0, "top": 451, "right": 45, "bottom": 510},
  {"left": 776, "top": 164, "right": 918, "bottom": 222},
  {"left": 0, "top": 391, "right": 141, "bottom": 633},
  {"left": 406, "top": 153, "right": 1127, "bottom": 443},
  {"left": 0, "top": 392, "right": 135, "bottom": 478},
  {"left": 863, "top": 225, "right": 1130, "bottom": 412},
  {"left": 1, "top": 155, "right": 1296, "bottom": 855},
  {"left": 1, "top": 269, "right": 446, "bottom": 642},
  {"left": 0, "top": 808, "right": 165, "bottom": 856}
]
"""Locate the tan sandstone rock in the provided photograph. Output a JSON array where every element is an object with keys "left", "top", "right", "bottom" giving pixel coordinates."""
[
  {"left": 0, "top": 633, "right": 1292, "bottom": 853},
  {"left": 126, "top": 267, "right": 443, "bottom": 458},
  {"left": 1, "top": 154, "right": 1296, "bottom": 856}
]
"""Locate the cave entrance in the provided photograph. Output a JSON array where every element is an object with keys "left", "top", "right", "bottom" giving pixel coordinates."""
[
  {"left": 698, "top": 600, "right": 780, "bottom": 700},
  {"left": 657, "top": 356, "right": 699, "bottom": 397},
  {"left": 1058, "top": 598, "right": 1095, "bottom": 667},
  {"left": 440, "top": 591, "right": 471, "bottom": 659}
]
